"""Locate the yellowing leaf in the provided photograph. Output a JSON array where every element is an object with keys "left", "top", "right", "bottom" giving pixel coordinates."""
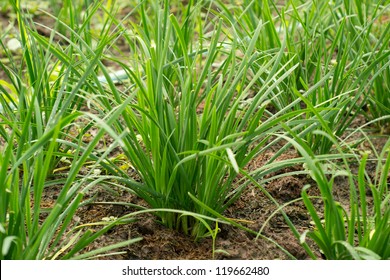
[{"left": 0, "top": 79, "right": 18, "bottom": 103}]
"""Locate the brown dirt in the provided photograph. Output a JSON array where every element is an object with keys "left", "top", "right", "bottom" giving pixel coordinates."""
[
  {"left": 66, "top": 126, "right": 386, "bottom": 260},
  {"left": 66, "top": 168, "right": 316, "bottom": 260},
  {"left": 65, "top": 127, "right": 386, "bottom": 260}
]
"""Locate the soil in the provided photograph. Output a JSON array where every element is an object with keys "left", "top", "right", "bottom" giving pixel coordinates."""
[
  {"left": 1, "top": 4, "right": 389, "bottom": 260},
  {"left": 67, "top": 130, "right": 387, "bottom": 260}
]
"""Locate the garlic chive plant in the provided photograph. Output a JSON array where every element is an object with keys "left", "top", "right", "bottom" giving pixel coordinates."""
[
  {"left": 214, "top": 0, "right": 390, "bottom": 154},
  {"left": 1, "top": 0, "right": 389, "bottom": 259},
  {"left": 98, "top": 0, "right": 318, "bottom": 240},
  {"left": 0, "top": 0, "right": 141, "bottom": 259},
  {"left": 295, "top": 134, "right": 390, "bottom": 260}
]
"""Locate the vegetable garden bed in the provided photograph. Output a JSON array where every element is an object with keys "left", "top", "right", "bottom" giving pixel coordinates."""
[{"left": 1, "top": 0, "right": 389, "bottom": 260}]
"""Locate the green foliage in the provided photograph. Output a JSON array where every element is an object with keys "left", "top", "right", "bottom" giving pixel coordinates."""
[
  {"left": 214, "top": 0, "right": 390, "bottom": 153},
  {"left": 0, "top": 0, "right": 389, "bottom": 259},
  {"left": 97, "top": 0, "right": 312, "bottom": 239},
  {"left": 289, "top": 132, "right": 390, "bottom": 259},
  {"left": 0, "top": 0, "right": 140, "bottom": 259}
]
